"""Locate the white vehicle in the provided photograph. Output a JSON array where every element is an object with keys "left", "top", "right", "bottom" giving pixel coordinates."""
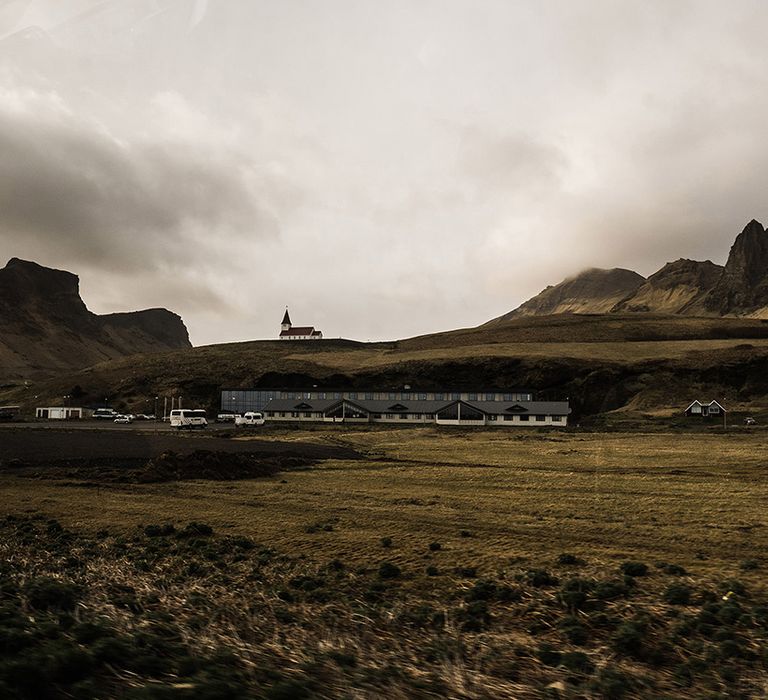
[
  {"left": 169, "top": 409, "right": 208, "bottom": 430},
  {"left": 94, "top": 408, "right": 118, "bottom": 420},
  {"left": 113, "top": 414, "right": 133, "bottom": 424},
  {"left": 234, "top": 411, "right": 264, "bottom": 426}
]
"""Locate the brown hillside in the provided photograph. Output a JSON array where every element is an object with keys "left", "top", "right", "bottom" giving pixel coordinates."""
[
  {"left": 611, "top": 259, "right": 723, "bottom": 314},
  {"left": 0, "top": 258, "right": 191, "bottom": 379},
  {"left": 496, "top": 268, "right": 645, "bottom": 320}
]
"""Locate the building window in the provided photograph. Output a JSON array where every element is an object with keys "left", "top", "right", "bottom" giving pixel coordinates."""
[
  {"left": 451, "top": 392, "right": 461, "bottom": 400},
  {"left": 535, "top": 415, "right": 545, "bottom": 421},
  {"left": 489, "top": 414, "right": 497, "bottom": 421},
  {"left": 291, "top": 412, "right": 300, "bottom": 418},
  {"left": 486, "top": 393, "right": 496, "bottom": 401},
  {"left": 468, "top": 393, "right": 477, "bottom": 400},
  {"left": 503, "top": 393, "right": 513, "bottom": 401},
  {"left": 373, "top": 413, "right": 382, "bottom": 419},
  {"left": 318, "top": 392, "right": 326, "bottom": 399},
  {"left": 389, "top": 393, "right": 397, "bottom": 400},
  {"left": 349, "top": 392, "right": 357, "bottom": 399},
  {"left": 304, "top": 412, "right": 312, "bottom": 418},
  {"left": 519, "top": 415, "right": 529, "bottom": 421},
  {"left": 279, "top": 412, "right": 286, "bottom": 417},
  {"left": 419, "top": 393, "right": 427, "bottom": 400},
  {"left": 365, "top": 393, "right": 373, "bottom": 400},
  {"left": 503, "top": 415, "right": 513, "bottom": 421},
  {"left": 434, "top": 393, "right": 444, "bottom": 400},
  {"left": 552, "top": 415, "right": 563, "bottom": 422},
  {"left": 400, "top": 414, "right": 407, "bottom": 419}
]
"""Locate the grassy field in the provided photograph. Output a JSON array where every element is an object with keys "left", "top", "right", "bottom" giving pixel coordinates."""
[{"left": 1, "top": 427, "right": 767, "bottom": 698}]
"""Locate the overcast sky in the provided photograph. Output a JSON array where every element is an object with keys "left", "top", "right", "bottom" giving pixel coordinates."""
[{"left": 2, "top": 1, "right": 768, "bottom": 344}]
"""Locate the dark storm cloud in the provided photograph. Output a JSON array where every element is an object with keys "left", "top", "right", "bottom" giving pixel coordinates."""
[{"left": 0, "top": 94, "right": 278, "bottom": 273}]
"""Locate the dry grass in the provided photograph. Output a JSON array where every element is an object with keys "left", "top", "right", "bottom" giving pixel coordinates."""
[
  {"left": 2, "top": 427, "right": 768, "bottom": 698},
  {"left": 3, "top": 428, "right": 767, "bottom": 579}
]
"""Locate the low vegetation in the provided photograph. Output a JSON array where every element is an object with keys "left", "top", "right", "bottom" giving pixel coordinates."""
[{"left": 1, "top": 426, "right": 766, "bottom": 697}]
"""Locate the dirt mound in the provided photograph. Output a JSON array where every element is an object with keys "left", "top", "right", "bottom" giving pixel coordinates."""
[{"left": 138, "top": 450, "right": 308, "bottom": 482}]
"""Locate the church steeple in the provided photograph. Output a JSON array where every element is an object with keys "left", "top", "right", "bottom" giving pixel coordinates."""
[{"left": 281, "top": 307, "right": 291, "bottom": 331}]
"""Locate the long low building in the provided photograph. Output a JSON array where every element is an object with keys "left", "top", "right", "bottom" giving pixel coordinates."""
[
  {"left": 221, "top": 388, "right": 535, "bottom": 414},
  {"left": 260, "top": 397, "right": 570, "bottom": 427}
]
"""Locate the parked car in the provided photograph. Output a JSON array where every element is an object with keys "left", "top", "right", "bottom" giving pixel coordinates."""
[
  {"left": 114, "top": 414, "right": 133, "bottom": 424},
  {"left": 744, "top": 417, "right": 756, "bottom": 425},
  {"left": 216, "top": 413, "right": 237, "bottom": 422},
  {"left": 94, "top": 408, "right": 118, "bottom": 420},
  {"left": 235, "top": 411, "right": 265, "bottom": 426}
]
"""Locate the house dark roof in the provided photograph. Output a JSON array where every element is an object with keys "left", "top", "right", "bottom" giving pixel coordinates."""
[{"left": 281, "top": 309, "right": 291, "bottom": 325}]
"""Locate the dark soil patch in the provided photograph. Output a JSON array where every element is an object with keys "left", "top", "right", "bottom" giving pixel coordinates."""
[{"left": 0, "top": 427, "right": 360, "bottom": 481}]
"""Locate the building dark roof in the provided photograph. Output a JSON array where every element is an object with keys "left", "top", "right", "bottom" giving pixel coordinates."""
[
  {"left": 262, "top": 398, "right": 571, "bottom": 415},
  {"left": 281, "top": 308, "right": 291, "bottom": 326},
  {"left": 279, "top": 327, "right": 321, "bottom": 337}
]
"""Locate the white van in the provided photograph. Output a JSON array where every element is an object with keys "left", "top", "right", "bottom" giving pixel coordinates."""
[
  {"left": 169, "top": 409, "right": 208, "bottom": 430},
  {"left": 234, "top": 411, "right": 264, "bottom": 426}
]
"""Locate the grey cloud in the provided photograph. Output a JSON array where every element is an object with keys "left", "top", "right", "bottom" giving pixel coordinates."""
[
  {"left": 0, "top": 96, "right": 278, "bottom": 273},
  {"left": 455, "top": 126, "right": 567, "bottom": 200}
]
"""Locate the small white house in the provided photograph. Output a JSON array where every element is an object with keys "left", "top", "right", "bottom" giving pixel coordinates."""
[
  {"left": 35, "top": 407, "right": 90, "bottom": 420},
  {"left": 684, "top": 400, "right": 726, "bottom": 418}
]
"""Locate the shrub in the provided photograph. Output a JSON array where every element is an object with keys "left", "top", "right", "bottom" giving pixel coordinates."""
[
  {"left": 525, "top": 569, "right": 558, "bottom": 588},
  {"left": 428, "top": 542, "right": 442, "bottom": 552},
  {"left": 656, "top": 562, "right": 687, "bottom": 576},
  {"left": 536, "top": 643, "right": 561, "bottom": 666},
  {"left": 560, "top": 651, "right": 593, "bottom": 674},
  {"left": 559, "top": 578, "right": 594, "bottom": 610},
  {"left": 594, "top": 580, "right": 629, "bottom": 600},
  {"left": 266, "top": 678, "right": 313, "bottom": 700},
  {"left": 24, "top": 578, "right": 79, "bottom": 612},
  {"left": 459, "top": 530, "right": 473, "bottom": 538},
  {"left": 378, "top": 562, "right": 401, "bottom": 579},
  {"left": 177, "top": 522, "right": 214, "bottom": 538},
  {"left": 663, "top": 584, "right": 692, "bottom": 606},
  {"left": 620, "top": 561, "right": 648, "bottom": 577},
  {"left": 467, "top": 579, "right": 497, "bottom": 601},
  {"left": 612, "top": 621, "right": 645, "bottom": 658},
  {"left": 380, "top": 537, "right": 393, "bottom": 548},
  {"left": 454, "top": 566, "right": 477, "bottom": 578},
  {"left": 556, "top": 553, "right": 581, "bottom": 566},
  {"left": 590, "top": 666, "right": 634, "bottom": 699},
  {"left": 459, "top": 601, "right": 490, "bottom": 632},
  {"left": 559, "top": 616, "right": 589, "bottom": 645},
  {"left": 739, "top": 559, "right": 759, "bottom": 571},
  {"left": 426, "top": 566, "right": 440, "bottom": 577}
]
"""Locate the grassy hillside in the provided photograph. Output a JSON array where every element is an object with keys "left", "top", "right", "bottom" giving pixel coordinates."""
[{"left": 3, "top": 315, "right": 768, "bottom": 419}]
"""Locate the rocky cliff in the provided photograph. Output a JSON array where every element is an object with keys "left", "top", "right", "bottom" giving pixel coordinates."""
[
  {"left": 700, "top": 219, "right": 768, "bottom": 317},
  {"left": 0, "top": 258, "right": 191, "bottom": 378},
  {"left": 496, "top": 219, "right": 768, "bottom": 321},
  {"left": 611, "top": 259, "right": 723, "bottom": 314}
]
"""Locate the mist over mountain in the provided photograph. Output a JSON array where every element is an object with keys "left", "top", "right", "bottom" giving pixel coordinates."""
[
  {"left": 0, "top": 258, "right": 190, "bottom": 379},
  {"left": 496, "top": 220, "right": 768, "bottom": 321}
]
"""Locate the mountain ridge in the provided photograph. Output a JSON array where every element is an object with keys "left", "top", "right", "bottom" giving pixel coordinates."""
[
  {"left": 494, "top": 219, "right": 768, "bottom": 322},
  {"left": 0, "top": 258, "right": 191, "bottom": 379}
]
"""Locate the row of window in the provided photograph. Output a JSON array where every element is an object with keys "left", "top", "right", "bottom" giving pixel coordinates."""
[{"left": 263, "top": 412, "right": 565, "bottom": 422}]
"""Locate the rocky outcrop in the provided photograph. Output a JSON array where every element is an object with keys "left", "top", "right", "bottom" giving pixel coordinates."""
[
  {"left": 497, "top": 268, "right": 645, "bottom": 320},
  {"left": 494, "top": 219, "right": 768, "bottom": 321},
  {"left": 612, "top": 259, "right": 723, "bottom": 314},
  {"left": 0, "top": 258, "right": 190, "bottom": 378},
  {"left": 701, "top": 220, "right": 768, "bottom": 317}
]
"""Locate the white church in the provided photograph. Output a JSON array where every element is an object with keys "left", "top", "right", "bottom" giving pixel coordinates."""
[{"left": 278, "top": 308, "right": 323, "bottom": 340}]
